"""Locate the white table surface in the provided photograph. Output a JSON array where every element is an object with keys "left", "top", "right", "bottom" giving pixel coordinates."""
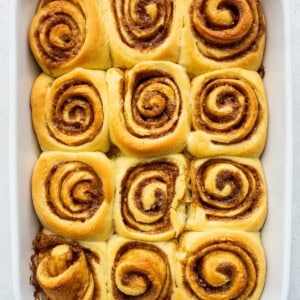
[{"left": 0, "top": 0, "right": 299, "bottom": 299}]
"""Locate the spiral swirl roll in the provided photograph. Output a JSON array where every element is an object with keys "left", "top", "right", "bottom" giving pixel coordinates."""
[
  {"left": 31, "top": 69, "right": 110, "bottom": 152},
  {"left": 31, "top": 152, "right": 114, "bottom": 241},
  {"left": 186, "top": 157, "right": 267, "bottom": 231},
  {"left": 107, "top": 61, "right": 190, "bottom": 157},
  {"left": 29, "top": 0, "right": 111, "bottom": 77},
  {"left": 100, "top": 0, "right": 183, "bottom": 68},
  {"left": 175, "top": 231, "right": 266, "bottom": 300},
  {"left": 32, "top": 231, "right": 107, "bottom": 300},
  {"left": 108, "top": 236, "right": 176, "bottom": 300},
  {"left": 179, "top": 0, "right": 265, "bottom": 75},
  {"left": 114, "top": 155, "right": 187, "bottom": 241},
  {"left": 187, "top": 69, "right": 268, "bottom": 158}
]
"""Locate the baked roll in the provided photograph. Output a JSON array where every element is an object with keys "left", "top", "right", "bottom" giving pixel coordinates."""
[
  {"left": 32, "top": 152, "right": 114, "bottom": 241},
  {"left": 179, "top": 0, "right": 266, "bottom": 76},
  {"left": 186, "top": 157, "right": 267, "bottom": 232},
  {"left": 29, "top": 0, "right": 111, "bottom": 77},
  {"left": 31, "top": 230, "right": 107, "bottom": 300},
  {"left": 187, "top": 68, "right": 268, "bottom": 158},
  {"left": 107, "top": 235, "right": 176, "bottom": 300},
  {"left": 107, "top": 61, "right": 190, "bottom": 157},
  {"left": 31, "top": 68, "right": 110, "bottom": 152},
  {"left": 114, "top": 155, "right": 187, "bottom": 242},
  {"left": 99, "top": 0, "right": 183, "bottom": 68},
  {"left": 175, "top": 230, "right": 266, "bottom": 300}
]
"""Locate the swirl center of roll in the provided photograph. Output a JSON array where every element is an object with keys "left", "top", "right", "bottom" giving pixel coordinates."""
[
  {"left": 121, "top": 161, "right": 179, "bottom": 233},
  {"left": 49, "top": 24, "right": 73, "bottom": 49},
  {"left": 46, "top": 79, "right": 103, "bottom": 146},
  {"left": 137, "top": 90, "right": 167, "bottom": 118},
  {"left": 185, "top": 240, "right": 257, "bottom": 299},
  {"left": 130, "top": 172, "right": 168, "bottom": 224},
  {"left": 201, "top": 163, "right": 249, "bottom": 208},
  {"left": 190, "top": 0, "right": 264, "bottom": 60},
  {"left": 47, "top": 245, "right": 75, "bottom": 276},
  {"left": 193, "top": 78, "right": 259, "bottom": 144},
  {"left": 113, "top": 242, "right": 172, "bottom": 299},
  {"left": 34, "top": 1, "right": 86, "bottom": 67},
  {"left": 112, "top": 0, "right": 173, "bottom": 49},
  {"left": 46, "top": 161, "right": 104, "bottom": 222},
  {"left": 193, "top": 0, "right": 253, "bottom": 44},
  {"left": 125, "top": 73, "right": 181, "bottom": 138},
  {"left": 194, "top": 159, "right": 261, "bottom": 220}
]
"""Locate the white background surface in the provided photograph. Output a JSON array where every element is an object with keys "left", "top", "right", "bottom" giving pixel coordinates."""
[{"left": 0, "top": 0, "right": 299, "bottom": 299}]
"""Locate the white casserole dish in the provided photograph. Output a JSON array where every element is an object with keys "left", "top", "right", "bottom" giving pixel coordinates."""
[{"left": 9, "top": 0, "right": 293, "bottom": 299}]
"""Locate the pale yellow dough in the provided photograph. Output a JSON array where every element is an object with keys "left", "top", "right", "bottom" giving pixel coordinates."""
[
  {"left": 29, "top": 0, "right": 111, "bottom": 77},
  {"left": 187, "top": 68, "right": 268, "bottom": 158},
  {"left": 34, "top": 230, "right": 107, "bottom": 300},
  {"left": 186, "top": 156, "right": 268, "bottom": 232},
  {"left": 99, "top": 0, "right": 183, "bottom": 68},
  {"left": 106, "top": 61, "right": 191, "bottom": 158},
  {"left": 175, "top": 230, "right": 266, "bottom": 300},
  {"left": 107, "top": 235, "right": 176, "bottom": 300},
  {"left": 114, "top": 154, "right": 187, "bottom": 242},
  {"left": 32, "top": 152, "right": 114, "bottom": 241},
  {"left": 31, "top": 68, "right": 110, "bottom": 152},
  {"left": 179, "top": 0, "right": 266, "bottom": 76}
]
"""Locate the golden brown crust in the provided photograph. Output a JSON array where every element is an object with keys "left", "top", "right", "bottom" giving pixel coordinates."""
[
  {"left": 175, "top": 230, "right": 266, "bottom": 300},
  {"left": 179, "top": 0, "right": 266, "bottom": 76},
  {"left": 107, "top": 235, "right": 176, "bottom": 300},
  {"left": 29, "top": 0, "right": 111, "bottom": 77},
  {"left": 31, "top": 230, "right": 107, "bottom": 300},
  {"left": 114, "top": 155, "right": 187, "bottom": 241},
  {"left": 187, "top": 68, "right": 268, "bottom": 158},
  {"left": 107, "top": 61, "right": 191, "bottom": 157},
  {"left": 100, "top": 0, "right": 183, "bottom": 68},
  {"left": 186, "top": 157, "right": 267, "bottom": 231},
  {"left": 31, "top": 68, "right": 110, "bottom": 152},
  {"left": 31, "top": 152, "right": 114, "bottom": 241}
]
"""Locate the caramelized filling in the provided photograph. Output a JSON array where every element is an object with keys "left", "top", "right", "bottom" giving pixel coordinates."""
[
  {"left": 111, "top": 0, "right": 174, "bottom": 49},
  {"left": 33, "top": 0, "right": 86, "bottom": 67},
  {"left": 192, "top": 158, "right": 262, "bottom": 220},
  {"left": 123, "top": 70, "right": 182, "bottom": 139},
  {"left": 183, "top": 239, "right": 258, "bottom": 299},
  {"left": 30, "top": 231, "right": 100, "bottom": 300},
  {"left": 120, "top": 160, "right": 179, "bottom": 234},
  {"left": 190, "top": 0, "right": 265, "bottom": 61},
  {"left": 46, "top": 79, "right": 103, "bottom": 146},
  {"left": 112, "top": 242, "right": 172, "bottom": 299},
  {"left": 45, "top": 161, "right": 104, "bottom": 222},
  {"left": 192, "top": 76, "right": 262, "bottom": 145}
]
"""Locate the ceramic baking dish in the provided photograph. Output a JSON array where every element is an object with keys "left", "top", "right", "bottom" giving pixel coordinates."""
[{"left": 9, "top": 0, "right": 293, "bottom": 299}]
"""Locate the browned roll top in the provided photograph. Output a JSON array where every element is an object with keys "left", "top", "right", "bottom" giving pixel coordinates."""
[
  {"left": 33, "top": 0, "right": 86, "bottom": 68},
  {"left": 120, "top": 160, "right": 179, "bottom": 234},
  {"left": 45, "top": 161, "right": 104, "bottom": 222},
  {"left": 112, "top": 241, "right": 172, "bottom": 300},
  {"left": 190, "top": 0, "right": 265, "bottom": 60},
  {"left": 192, "top": 158, "right": 262, "bottom": 220},
  {"left": 124, "top": 70, "right": 182, "bottom": 138},
  {"left": 32, "top": 232, "right": 100, "bottom": 300},
  {"left": 47, "top": 79, "right": 103, "bottom": 146},
  {"left": 111, "top": 0, "right": 174, "bottom": 49},
  {"left": 192, "top": 76, "right": 260, "bottom": 144},
  {"left": 183, "top": 239, "right": 258, "bottom": 299}
]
